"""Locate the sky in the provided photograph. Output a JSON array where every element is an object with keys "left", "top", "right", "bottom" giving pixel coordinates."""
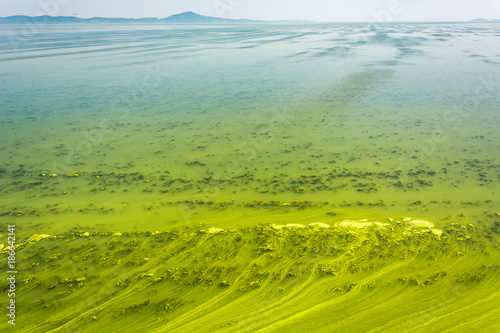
[{"left": 1, "top": 0, "right": 499, "bottom": 22}]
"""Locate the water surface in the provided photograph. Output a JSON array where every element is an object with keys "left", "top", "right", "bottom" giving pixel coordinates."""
[{"left": 0, "top": 22, "right": 499, "bottom": 332}]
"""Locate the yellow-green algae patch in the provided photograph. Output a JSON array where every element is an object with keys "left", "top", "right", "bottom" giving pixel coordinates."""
[
  {"left": 26, "top": 234, "right": 53, "bottom": 242},
  {"left": 1, "top": 216, "right": 499, "bottom": 333},
  {"left": 201, "top": 227, "right": 226, "bottom": 234},
  {"left": 308, "top": 222, "right": 330, "bottom": 229}
]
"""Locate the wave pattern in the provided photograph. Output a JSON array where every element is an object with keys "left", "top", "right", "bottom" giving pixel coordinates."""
[{"left": 2, "top": 217, "right": 499, "bottom": 332}]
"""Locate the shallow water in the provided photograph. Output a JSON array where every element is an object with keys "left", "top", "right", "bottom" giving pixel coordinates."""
[{"left": 0, "top": 22, "right": 499, "bottom": 332}]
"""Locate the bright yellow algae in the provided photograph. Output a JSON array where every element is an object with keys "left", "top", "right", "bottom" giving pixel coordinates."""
[
  {"left": 1, "top": 218, "right": 498, "bottom": 332},
  {"left": 0, "top": 22, "right": 499, "bottom": 333}
]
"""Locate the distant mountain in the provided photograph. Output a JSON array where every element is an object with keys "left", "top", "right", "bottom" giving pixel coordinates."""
[
  {"left": 469, "top": 18, "right": 500, "bottom": 22},
  {"left": 2, "top": 13, "right": 498, "bottom": 25},
  {"left": 159, "top": 11, "right": 223, "bottom": 23},
  {"left": 0, "top": 12, "right": 261, "bottom": 24},
  {"left": 159, "top": 11, "right": 257, "bottom": 23},
  {"left": 0, "top": 15, "right": 162, "bottom": 24}
]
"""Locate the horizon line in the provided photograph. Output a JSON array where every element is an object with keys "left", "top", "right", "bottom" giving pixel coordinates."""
[{"left": 1, "top": 12, "right": 498, "bottom": 24}]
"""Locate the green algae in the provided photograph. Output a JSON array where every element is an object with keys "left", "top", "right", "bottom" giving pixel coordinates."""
[
  {"left": 1, "top": 216, "right": 499, "bottom": 332},
  {"left": 0, "top": 22, "right": 499, "bottom": 332}
]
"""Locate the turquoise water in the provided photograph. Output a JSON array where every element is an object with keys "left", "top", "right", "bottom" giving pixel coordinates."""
[
  {"left": 0, "top": 22, "right": 499, "bottom": 332},
  {"left": 1, "top": 23, "right": 499, "bottom": 228}
]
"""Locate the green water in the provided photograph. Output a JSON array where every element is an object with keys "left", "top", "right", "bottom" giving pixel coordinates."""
[{"left": 0, "top": 22, "right": 499, "bottom": 332}]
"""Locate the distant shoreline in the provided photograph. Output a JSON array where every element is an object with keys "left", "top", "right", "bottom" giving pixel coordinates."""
[{"left": 0, "top": 13, "right": 499, "bottom": 24}]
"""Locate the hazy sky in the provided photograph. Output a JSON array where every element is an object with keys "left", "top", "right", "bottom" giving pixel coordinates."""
[{"left": 1, "top": 0, "right": 499, "bottom": 22}]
